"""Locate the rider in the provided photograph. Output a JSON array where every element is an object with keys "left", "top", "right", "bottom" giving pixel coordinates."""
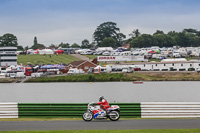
[
  {"left": 93, "top": 96, "right": 110, "bottom": 118},
  {"left": 97, "top": 96, "right": 110, "bottom": 111}
]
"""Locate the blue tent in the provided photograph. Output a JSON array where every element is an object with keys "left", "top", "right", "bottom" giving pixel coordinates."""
[{"left": 161, "top": 57, "right": 166, "bottom": 60}]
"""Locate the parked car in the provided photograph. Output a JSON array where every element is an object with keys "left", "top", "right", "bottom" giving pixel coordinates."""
[
  {"left": 188, "top": 68, "right": 195, "bottom": 71},
  {"left": 0, "top": 73, "right": 6, "bottom": 78},
  {"left": 86, "top": 51, "right": 95, "bottom": 55},
  {"left": 197, "top": 68, "right": 200, "bottom": 73},
  {"left": 134, "top": 67, "right": 141, "bottom": 71},
  {"left": 87, "top": 67, "right": 94, "bottom": 73},
  {"left": 94, "top": 51, "right": 104, "bottom": 55},
  {"left": 122, "top": 67, "right": 133, "bottom": 73},
  {"left": 102, "top": 51, "right": 110, "bottom": 56},
  {"left": 67, "top": 68, "right": 84, "bottom": 75},
  {"left": 16, "top": 72, "right": 26, "bottom": 78},
  {"left": 41, "top": 71, "right": 55, "bottom": 76},
  {"left": 31, "top": 72, "right": 43, "bottom": 77},
  {"left": 37, "top": 69, "right": 47, "bottom": 73},
  {"left": 10, "top": 73, "right": 16, "bottom": 78}
]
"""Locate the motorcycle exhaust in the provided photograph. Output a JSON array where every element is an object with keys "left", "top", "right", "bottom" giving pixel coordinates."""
[{"left": 108, "top": 114, "right": 116, "bottom": 116}]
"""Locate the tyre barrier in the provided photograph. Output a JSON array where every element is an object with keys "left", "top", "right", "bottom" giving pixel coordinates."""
[{"left": 0, "top": 103, "right": 18, "bottom": 118}]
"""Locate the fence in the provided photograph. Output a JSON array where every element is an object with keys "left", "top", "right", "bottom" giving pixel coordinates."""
[
  {"left": 18, "top": 103, "right": 141, "bottom": 118},
  {"left": 141, "top": 102, "right": 200, "bottom": 118},
  {"left": 0, "top": 103, "right": 18, "bottom": 118},
  {"left": 1, "top": 102, "right": 200, "bottom": 118}
]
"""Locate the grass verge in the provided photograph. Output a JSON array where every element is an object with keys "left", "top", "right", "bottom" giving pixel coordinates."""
[
  {"left": 0, "top": 78, "right": 18, "bottom": 83},
  {"left": 1, "top": 129, "right": 200, "bottom": 133},
  {"left": 25, "top": 72, "right": 200, "bottom": 82}
]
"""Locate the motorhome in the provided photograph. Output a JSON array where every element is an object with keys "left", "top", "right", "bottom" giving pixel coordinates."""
[
  {"left": 16, "top": 72, "right": 26, "bottom": 78},
  {"left": 93, "top": 65, "right": 112, "bottom": 74},
  {"left": 122, "top": 66, "right": 134, "bottom": 73},
  {"left": 67, "top": 68, "right": 84, "bottom": 75}
]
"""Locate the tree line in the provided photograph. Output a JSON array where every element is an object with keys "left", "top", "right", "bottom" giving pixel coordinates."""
[{"left": 1, "top": 21, "right": 200, "bottom": 50}]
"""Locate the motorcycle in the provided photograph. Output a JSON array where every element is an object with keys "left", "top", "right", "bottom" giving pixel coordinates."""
[{"left": 82, "top": 102, "right": 120, "bottom": 121}]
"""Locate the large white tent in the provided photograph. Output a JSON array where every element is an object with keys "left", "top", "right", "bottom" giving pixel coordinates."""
[{"left": 38, "top": 49, "right": 54, "bottom": 54}]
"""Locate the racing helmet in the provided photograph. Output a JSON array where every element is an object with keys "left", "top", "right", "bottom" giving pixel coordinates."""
[{"left": 99, "top": 96, "right": 104, "bottom": 102}]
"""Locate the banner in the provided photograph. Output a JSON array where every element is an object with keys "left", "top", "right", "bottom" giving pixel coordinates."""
[{"left": 97, "top": 56, "right": 147, "bottom": 62}]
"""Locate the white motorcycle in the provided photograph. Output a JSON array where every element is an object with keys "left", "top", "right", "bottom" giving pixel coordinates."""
[{"left": 82, "top": 102, "right": 120, "bottom": 121}]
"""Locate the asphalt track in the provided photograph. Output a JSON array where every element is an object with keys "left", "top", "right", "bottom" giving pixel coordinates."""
[{"left": 0, "top": 119, "right": 200, "bottom": 131}]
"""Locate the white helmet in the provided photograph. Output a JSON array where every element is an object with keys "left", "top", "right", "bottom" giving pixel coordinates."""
[{"left": 99, "top": 96, "right": 104, "bottom": 102}]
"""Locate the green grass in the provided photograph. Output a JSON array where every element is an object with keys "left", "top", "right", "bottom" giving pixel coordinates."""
[
  {"left": 84, "top": 55, "right": 98, "bottom": 60},
  {"left": 148, "top": 59, "right": 161, "bottom": 62},
  {"left": 26, "top": 73, "right": 131, "bottom": 82},
  {"left": 17, "top": 54, "right": 80, "bottom": 65},
  {"left": 0, "top": 78, "right": 18, "bottom": 83},
  {"left": 1, "top": 129, "right": 200, "bottom": 133},
  {"left": 25, "top": 72, "right": 200, "bottom": 82}
]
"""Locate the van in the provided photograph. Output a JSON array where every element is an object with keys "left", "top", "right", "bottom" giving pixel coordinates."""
[
  {"left": 0, "top": 73, "right": 6, "bottom": 78},
  {"left": 10, "top": 73, "right": 16, "bottom": 78},
  {"left": 16, "top": 72, "right": 26, "bottom": 78},
  {"left": 94, "top": 65, "right": 112, "bottom": 74},
  {"left": 31, "top": 73, "right": 43, "bottom": 77},
  {"left": 122, "top": 67, "right": 133, "bottom": 73},
  {"left": 67, "top": 68, "right": 84, "bottom": 75}
]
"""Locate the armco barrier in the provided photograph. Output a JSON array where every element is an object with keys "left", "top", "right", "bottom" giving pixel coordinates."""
[
  {"left": 18, "top": 103, "right": 141, "bottom": 118},
  {"left": 0, "top": 103, "right": 18, "bottom": 118},
  {"left": 141, "top": 102, "right": 200, "bottom": 118}
]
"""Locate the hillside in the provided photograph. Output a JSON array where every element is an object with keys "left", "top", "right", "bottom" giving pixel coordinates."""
[{"left": 17, "top": 54, "right": 80, "bottom": 65}]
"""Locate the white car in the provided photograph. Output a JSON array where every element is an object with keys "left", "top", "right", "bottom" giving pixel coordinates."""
[
  {"left": 9, "top": 73, "right": 16, "bottom": 78},
  {"left": 67, "top": 68, "right": 84, "bottom": 75},
  {"left": 31, "top": 73, "right": 43, "bottom": 77},
  {"left": 122, "top": 68, "right": 133, "bottom": 73},
  {"left": 16, "top": 72, "right": 26, "bottom": 78},
  {"left": 102, "top": 51, "right": 110, "bottom": 56},
  {"left": 0, "top": 73, "right": 6, "bottom": 78}
]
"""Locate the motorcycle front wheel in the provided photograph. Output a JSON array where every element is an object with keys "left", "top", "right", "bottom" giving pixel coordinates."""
[
  {"left": 108, "top": 111, "right": 120, "bottom": 121},
  {"left": 82, "top": 112, "right": 93, "bottom": 121}
]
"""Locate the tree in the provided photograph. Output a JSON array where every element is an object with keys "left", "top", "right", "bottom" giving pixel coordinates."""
[
  {"left": 183, "top": 28, "right": 198, "bottom": 34},
  {"left": 153, "top": 30, "right": 164, "bottom": 35},
  {"left": 58, "top": 42, "right": 70, "bottom": 48},
  {"left": 24, "top": 46, "right": 29, "bottom": 51},
  {"left": 0, "top": 33, "right": 18, "bottom": 47},
  {"left": 31, "top": 43, "right": 45, "bottom": 50},
  {"left": 71, "top": 43, "right": 80, "bottom": 48},
  {"left": 93, "top": 21, "right": 126, "bottom": 48},
  {"left": 130, "top": 34, "right": 153, "bottom": 48},
  {"left": 49, "top": 44, "right": 57, "bottom": 49},
  {"left": 89, "top": 42, "right": 96, "bottom": 49},
  {"left": 99, "top": 37, "right": 116, "bottom": 47},
  {"left": 81, "top": 39, "right": 90, "bottom": 48},
  {"left": 17, "top": 45, "right": 24, "bottom": 51},
  {"left": 30, "top": 37, "right": 45, "bottom": 50},
  {"left": 129, "top": 29, "right": 141, "bottom": 38},
  {"left": 34, "top": 36, "right": 38, "bottom": 45}
]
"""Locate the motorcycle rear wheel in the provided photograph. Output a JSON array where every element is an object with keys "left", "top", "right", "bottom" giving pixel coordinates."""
[
  {"left": 108, "top": 111, "right": 120, "bottom": 121},
  {"left": 82, "top": 112, "right": 93, "bottom": 121}
]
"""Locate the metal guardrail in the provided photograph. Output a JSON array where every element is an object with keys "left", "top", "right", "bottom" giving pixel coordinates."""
[
  {"left": 141, "top": 102, "right": 200, "bottom": 118},
  {"left": 0, "top": 103, "right": 18, "bottom": 118}
]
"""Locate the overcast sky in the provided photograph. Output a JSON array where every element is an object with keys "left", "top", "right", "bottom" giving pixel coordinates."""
[{"left": 1, "top": 0, "right": 200, "bottom": 47}]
